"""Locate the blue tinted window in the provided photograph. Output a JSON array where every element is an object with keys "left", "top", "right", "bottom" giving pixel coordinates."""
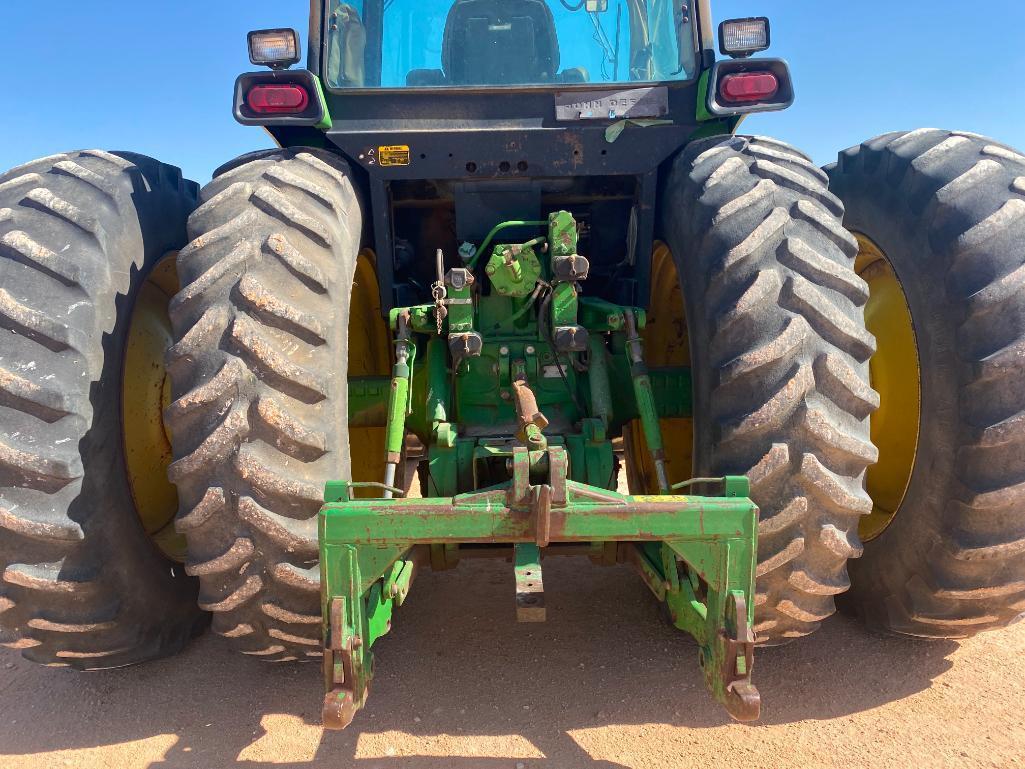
[{"left": 325, "top": 0, "right": 697, "bottom": 89}]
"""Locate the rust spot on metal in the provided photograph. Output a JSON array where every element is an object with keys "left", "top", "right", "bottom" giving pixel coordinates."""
[{"left": 323, "top": 690, "right": 358, "bottom": 730}]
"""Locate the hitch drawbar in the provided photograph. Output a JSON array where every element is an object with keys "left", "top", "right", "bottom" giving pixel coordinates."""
[{"left": 318, "top": 455, "right": 761, "bottom": 729}]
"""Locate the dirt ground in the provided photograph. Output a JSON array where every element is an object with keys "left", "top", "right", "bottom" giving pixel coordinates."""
[{"left": 1, "top": 556, "right": 1023, "bottom": 769}]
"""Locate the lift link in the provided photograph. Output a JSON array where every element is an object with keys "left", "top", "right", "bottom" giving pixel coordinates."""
[
  {"left": 624, "top": 309, "right": 670, "bottom": 492},
  {"left": 382, "top": 312, "right": 414, "bottom": 498}
]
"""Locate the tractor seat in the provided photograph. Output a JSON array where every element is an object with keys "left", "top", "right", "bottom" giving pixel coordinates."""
[
  {"left": 327, "top": 2, "right": 366, "bottom": 87},
  {"left": 408, "top": 0, "right": 582, "bottom": 86}
]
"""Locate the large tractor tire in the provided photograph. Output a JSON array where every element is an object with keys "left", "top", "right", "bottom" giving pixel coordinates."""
[
  {"left": 826, "top": 129, "right": 1025, "bottom": 636},
  {"left": 661, "top": 135, "right": 879, "bottom": 644},
  {"left": 166, "top": 149, "right": 367, "bottom": 660},
  {"left": 0, "top": 150, "right": 203, "bottom": 667}
]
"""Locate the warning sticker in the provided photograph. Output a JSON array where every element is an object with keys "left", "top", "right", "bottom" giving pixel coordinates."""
[{"left": 378, "top": 145, "right": 411, "bottom": 167}]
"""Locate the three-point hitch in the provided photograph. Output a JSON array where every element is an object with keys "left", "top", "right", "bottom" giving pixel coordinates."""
[{"left": 320, "top": 212, "right": 761, "bottom": 728}]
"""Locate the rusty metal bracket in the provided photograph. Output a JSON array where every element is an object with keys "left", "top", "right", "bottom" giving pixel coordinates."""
[
  {"left": 721, "top": 592, "right": 760, "bottom": 721},
  {"left": 533, "top": 484, "right": 552, "bottom": 547}
]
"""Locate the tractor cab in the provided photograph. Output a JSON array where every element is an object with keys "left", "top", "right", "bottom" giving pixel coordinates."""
[{"left": 323, "top": 0, "right": 698, "bottom": 88}]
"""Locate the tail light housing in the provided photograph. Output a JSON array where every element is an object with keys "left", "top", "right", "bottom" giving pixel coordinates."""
[
  {"left": 705, "top": 59, "right": 795, "bottom": 117},
  {"left": 720, "top": 72, "right": 780, "bottom": 104},
  {"left": 234, "top": 69, "right": 328, "bottom": 128},
  {"left": 247, "top": 84, "right": 310, "bottom": 114}
]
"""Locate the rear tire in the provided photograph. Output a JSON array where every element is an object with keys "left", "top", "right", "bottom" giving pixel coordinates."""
[
  {"left": 662, "top": 135, "right": 879, "bottom": 644},
  {"left": 166, "top": 149, "right": 361, "bottom": 660},
  {"left": 827, "top": 129, "right": 1025, "bottom": 636},
  {"left": 0, "top": 150, "right": 202, "bottom": 667}
]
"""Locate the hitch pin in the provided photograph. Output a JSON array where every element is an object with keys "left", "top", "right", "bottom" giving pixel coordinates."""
[
  {"left": 383, "top": 312, "right": 413, "bottom": 498},
  {"left": 624, "top": 310, "right": 670, "bottom": 493}
]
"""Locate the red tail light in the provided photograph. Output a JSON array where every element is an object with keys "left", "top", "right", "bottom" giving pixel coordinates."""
[
  {"left": 719, "top": 72, "right": 780, "bottom": 104},
  {"left": 246, "top": 84, "right": 310, "bottom": 114}
]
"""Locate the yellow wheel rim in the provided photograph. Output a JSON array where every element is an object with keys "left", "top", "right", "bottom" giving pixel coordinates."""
[
  {"left": 348, "top": 250, "right": 392, "bottom": 498},
  {"left": 856, "top": 234, "right": 922, "bottom": 541},
  {"left": 122, "top": 254, "right": 186, "bottom": 562},
  {"left": 624, "top": 242, "right": 693, "bottom": 492}
]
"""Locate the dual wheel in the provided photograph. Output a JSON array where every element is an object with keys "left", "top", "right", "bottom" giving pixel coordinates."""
[
  {"left": 1, "top": 132, "right": 1022, "bottom": 666},
  {"left": 639, "top": 130, "right": 1025, "bottom": 639}
]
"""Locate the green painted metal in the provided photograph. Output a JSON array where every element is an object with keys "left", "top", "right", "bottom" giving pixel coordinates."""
[
  {"left": 347, "top": 376, "right": 390, "bottom": 428},
  {"left": 348, "top": 367, "right": 692, "bottom": 428},
  {"left": 624, "top": 310, "right": 669, "bottom": 492},
  {"left": 586, "top": 335, "right": 613, "bottom": 431},
  {"left": 322, "top": 485, "right": 753, "bottom": 544},
  {"left": 649, "top": 367, "right": 692, "bottom": 419},
  {"left": 548, "top": 210, "right": 578, "bottom": 257},
  {"left": 467, "top": 220, "right": 549, "bottom": 270},
  {"left": 695, "top": 70, "right": 715, "bottom": 123},
  {"left": 382, "top": 319, "right": 414, "bottom": 493},
  {"left": 311, "top": 74, "right": 334, "bottom": 131},
  {"left": 384, "top": 363, "right": 411, "bottom": 458},
  {"left": 444, "top": 272, "right": 475, "bottom": 334},
  {"left": 322, "top": 211, "right": 761, "bottom": 730},
  {"left": 486, "top": 243, "right": 543, "bottom": 298},
  {"left": 513, "top": 543, "right": 545, "bottom": 621},
  {"left": 630, "top": 371, "right": 663, "bottom": 455},
  {"left": 578, "top": 296, "right": 627, "bottom": 331},
  {"left": 550, "top": 281, "right": 578, "bottom": 327},
  {"left": 424, "top": 337, "right": 449, "bottom": 431},
  {"left": 320, "top": 471, "right": 760, "bottom": 728},
  {"left": 608, "top": 364, "right": 692, "bottom": 424}
]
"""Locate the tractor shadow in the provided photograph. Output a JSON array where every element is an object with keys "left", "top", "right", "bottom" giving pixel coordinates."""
[{"left": 0, "top": 557, "right": 959, "bottom": 768}]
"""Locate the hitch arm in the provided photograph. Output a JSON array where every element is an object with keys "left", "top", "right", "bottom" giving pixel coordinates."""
[{"left": 319, "top": 475, "right": 760, "bottom": 728}]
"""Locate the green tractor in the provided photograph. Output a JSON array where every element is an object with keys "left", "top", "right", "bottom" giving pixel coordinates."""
[{"left": 2, "top": 1, "right": 1023, "bottom": 728}]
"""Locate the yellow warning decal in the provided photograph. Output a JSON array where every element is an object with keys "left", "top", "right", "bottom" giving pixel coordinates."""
[{"left": 378, "top": 145, "right": 411, "bottom": 167}]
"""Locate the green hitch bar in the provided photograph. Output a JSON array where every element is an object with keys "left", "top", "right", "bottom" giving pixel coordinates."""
[{"left": 319, "top": 456, "right": 761, "bottom": 730}]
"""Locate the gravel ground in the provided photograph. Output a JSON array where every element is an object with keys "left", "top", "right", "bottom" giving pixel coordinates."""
[{"left": 1, "top": 555, "right": 1023, "bottom": 769}]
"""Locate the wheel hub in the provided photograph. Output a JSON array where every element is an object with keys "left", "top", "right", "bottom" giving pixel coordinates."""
[
  {"left": 122, "top": 254, "right": 186, "bottom": 562},
  {"left": 856, "top": 234, "right": 922, "bottom": 542}
]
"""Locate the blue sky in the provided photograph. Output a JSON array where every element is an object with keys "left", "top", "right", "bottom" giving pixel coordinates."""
[{"left": 2, "top": 1, "right": 1024, "bottom": 183}]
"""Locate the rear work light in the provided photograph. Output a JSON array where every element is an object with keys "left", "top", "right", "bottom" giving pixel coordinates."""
[
  {"left": 248, "top": 28, "right": 301, "bottom": 70},
  {"left": 246, "top": 84, "right": 310, "bottom": 114},
  {"left": 719, "top": 17, "right": 771, "bottom": 58},
  {"left": 719, "top": 72, "right": 779, "bottom": 104}
]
